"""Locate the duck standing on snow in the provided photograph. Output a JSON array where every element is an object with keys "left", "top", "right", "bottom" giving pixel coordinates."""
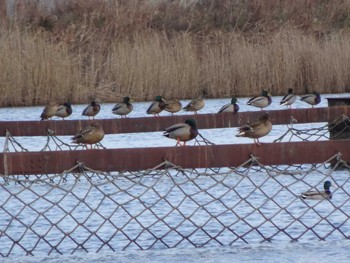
[
  {"left": 218, "top": 97, "right": 239, "bottom": 113},
  {"left": 183, "top": 90, "right": 206, "bottom": 114},
  {"left": 280, "top": 88, "right": 297, "bottom": 109},
  {"left": 300, "top": 91, "right": 321, "bottom": 108},
  {"left": 236, "top": 113, "right": 272, "bottom": 145},
  {"left": 112, "top": 96, "right": 133, "bottom": 118},
  {"left": 55, "top": 102, "right": 73, "bottom": 120},
  {"left": 163, "top": 119, "right": 199, "bottom": 146},
  {"left": 164, "top": 98, "right": 182, "bottom": 115},
  {"left": 247, "top": 90, "right": 272, "bottom": 110},
  {"left": 82, "top": 100, "right": 101, "bottom": 119},
  {"left": 146, "top": 95, "right": 168, "bottom": 117},
  {"left": 72, "top": 122, "right": 105, "bottom": 148},
  {"left": 40, "top": 101, "right": 59, "bottom": 120}
]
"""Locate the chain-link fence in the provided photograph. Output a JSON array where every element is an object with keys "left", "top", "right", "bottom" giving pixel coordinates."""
[
  {"left": 1, "top": 115, "right": 350, "bottom": 257},
  {"left": 0, "top": 154, "right": 349, "bottom": 257}
]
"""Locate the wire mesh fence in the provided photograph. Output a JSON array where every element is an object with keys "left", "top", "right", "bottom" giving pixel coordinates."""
[
  {"left": 2, "top": 113, "right": 350, "bottom": 153},
  {"left": 0, "top": 115, "right": 350, "bottom": 257},
  {"left": 0, "top": 154, "right": 350, "bottom": 256},
  {"left": 273, "top": 114, "right": 350, "bottom": 142}
]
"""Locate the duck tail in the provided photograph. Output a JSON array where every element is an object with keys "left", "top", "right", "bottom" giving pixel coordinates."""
[
  {"left": 300, "top": 194, "right": 307, "bottom": 199},
  {"left": 236, "top": 132, "right": 244, "bottom": 137}
]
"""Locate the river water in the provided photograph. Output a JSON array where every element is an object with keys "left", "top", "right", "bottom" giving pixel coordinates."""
[{"left": 1, "top": 93, "right": 350, "bottom": 262}]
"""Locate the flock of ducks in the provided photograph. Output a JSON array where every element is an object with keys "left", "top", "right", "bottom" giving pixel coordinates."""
[
  {"left": 40, "top": 100, "right": 100, "bottom": 120},
  {"left": 40, "top": 89, "right": 322, "bottom": 149},
  {"left": 40, "top": 89, "right": 321, "bottom": 121},
  {"left": 39, "top": 89, "right": 331, "bottom": 200}
]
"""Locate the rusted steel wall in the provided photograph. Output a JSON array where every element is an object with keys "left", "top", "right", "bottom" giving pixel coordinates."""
[
  {"left": 327, "top": 99, "right": 350, "bottom": 140},
  {"left": 1, "top": 140, "right": 349, "bottom": 175},
  {"left": 1, "top": 106, "right": 350, "bottom": 137}
]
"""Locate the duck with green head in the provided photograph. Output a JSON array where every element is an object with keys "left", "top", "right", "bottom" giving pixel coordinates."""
[
  {"left": 82, "top": 100, "right": 101, "bottom": 119},
  {"left": 301, "top": 181, "right": 332, "bottom": 200},
  {"left": 280, "top": 88, "right": 297, "bottom": 109},
  {"left": 55, "top": 102, "right": 73, "bottom": 120},
  {"left": 218, "top": 97, "right": 239, "bottom": 113},
  {"left": 236, "top": 113, "right": 272, "bottom": 145},
  {"left": 147, "top": 95, "right": 167, "bottom": 117},
  {"left": 300, "top": 91, "right": 321, "bottom": 108},
  {"left": 112, "top": 96, "right": 133, "bottom": 118},
  {"left": 163, "top": 118, "right": 199, "bottom": 146},
  {"left": 247, "top": 90, "right": 272, "bottom": 110}
]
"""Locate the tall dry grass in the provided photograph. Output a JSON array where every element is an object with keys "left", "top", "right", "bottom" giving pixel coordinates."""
[
  {"left": 1, "top": 0, "right": 350, "bottom": 106},
  {"left": 0, "top": 27, "right": 85, "bottom": 106}
]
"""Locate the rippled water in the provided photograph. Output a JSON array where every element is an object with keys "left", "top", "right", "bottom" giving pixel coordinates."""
[
  {"left": 1, "top": 93, "right": 350, "bottom": 262},
  {"left": 2, "top": 240, "right": 350, "bottom": 263},
  {"left": 0, "top": 93, "right": 347, "bottom": 150}
]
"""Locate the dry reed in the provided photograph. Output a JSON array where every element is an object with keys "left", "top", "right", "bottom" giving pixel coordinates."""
[{"left": 1, "top": 0, "right": 350, "bottom": 106}]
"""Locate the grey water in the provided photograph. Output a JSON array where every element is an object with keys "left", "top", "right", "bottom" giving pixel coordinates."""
[
  {"left": 1, "top": 93, "right": 350, "bottom": 262},
  {"left": 0, "top": 93, "right": 347, "bottom": 150}
]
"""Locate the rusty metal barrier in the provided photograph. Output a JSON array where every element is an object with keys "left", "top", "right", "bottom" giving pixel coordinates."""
[
  {"left": 0, "top": 152, "right": 349, "bottom": 256},
  {"left": 1, "top": 140, "right": 350, "bottom": 175},
  {"left": 1, "top": 104, "right": 350, "bottom": 257},
  {"left": 1, "top": 106, "right": 350, "bottom": 136}
]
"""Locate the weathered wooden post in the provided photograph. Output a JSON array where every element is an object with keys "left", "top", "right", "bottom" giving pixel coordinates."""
[
  {"left": 327, "top": 98, "right": 350, "bottom": 140},
  {"left": 327, "top": 98, "right": 350, "bottom": 168}
]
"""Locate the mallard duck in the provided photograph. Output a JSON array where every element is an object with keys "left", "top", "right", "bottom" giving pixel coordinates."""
[
  {"left": 163, "top": 118, "right": 199, "bottom": 146},
  {"left": 300, "top": 92, "right": 321, "bottom": 108},
  {"left": 218, "top": 97, "right": 239, "bottom": 113},
  {"left": 247, "top": 90, "right": 272, "bottom": 110},
  {"left": 55, "top": 102, "right": 73, "bottom": 120},
  {"left": 183, "top": 91, "right": 206, "bottom": 114},
  {"left": 82, "top": 101, "right": 101, "bottom": 119},
  {"left": 164, "top": 99, "right": 182, "bottom": 115},
  {"left": 280, "top": 88, "right": 297, "bottom": 109},
  {"left": 112, "top": 96, "right": 133, "bottom": 118},
  {"left": 71, "top": 122, "right": 105, "bottom": 148},
  {"left": 40, "top": 101, "right": 59, "bottom": 120},
  {"left": 146, "top": 95, "right": 167, "bottom": 117},
  {"left": 236, "top": 113, "right": 272, "bottom": 145},
  {"left": 301, "top": 181, "right": 332, "bottom": 200}
]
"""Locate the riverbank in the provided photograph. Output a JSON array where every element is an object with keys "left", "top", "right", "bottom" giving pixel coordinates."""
[{"left": 1, "top": 1, "right": 350, "bottom": 106}]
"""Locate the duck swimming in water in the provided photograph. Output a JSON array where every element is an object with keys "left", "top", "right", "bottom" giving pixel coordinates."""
[{"left": 301, "top": 181, "right": 332, "bottom": 200}]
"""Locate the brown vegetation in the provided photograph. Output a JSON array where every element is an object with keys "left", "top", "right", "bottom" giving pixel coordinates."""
[{"left": 1, "top": 0, "right": 350, "bottom": 106}]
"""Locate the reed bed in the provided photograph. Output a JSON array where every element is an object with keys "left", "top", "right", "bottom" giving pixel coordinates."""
[{"left": 1, "top": 0, "right": 350, "bottom": 106}]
